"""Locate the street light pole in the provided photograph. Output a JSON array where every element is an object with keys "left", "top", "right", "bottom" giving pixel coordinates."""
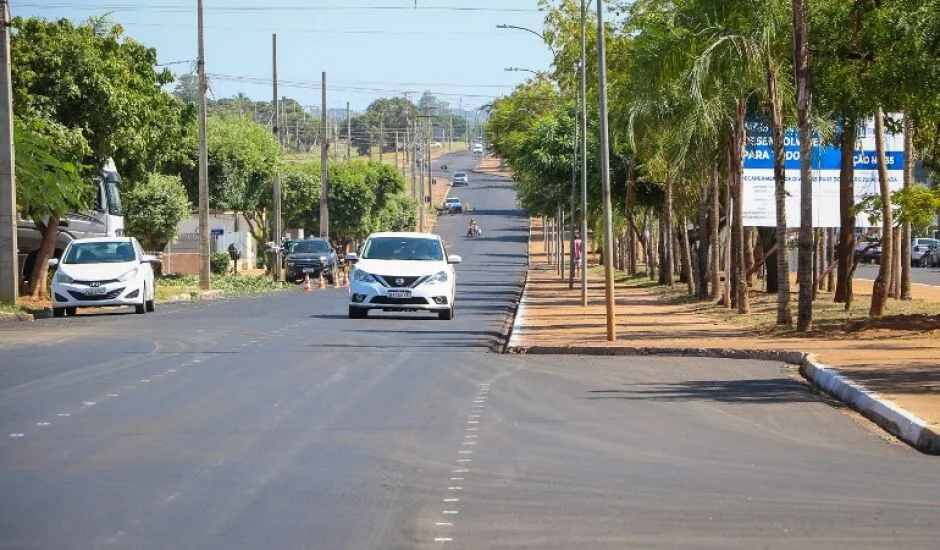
[
  {"left": 580, "top": 0, "right": 589, "bottom": 306},
  {"left": 271, "top": 34, "right": 282, "bottom": 282},
  {"left": 595, "top": 0, "right": 617, "bottom": 341}
]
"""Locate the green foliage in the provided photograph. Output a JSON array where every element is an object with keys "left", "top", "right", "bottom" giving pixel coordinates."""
[
  {"left": 13, "top": 117, "right": 92, "bottom": 221},
  {"left": 158, "top": 273, "right": 292, "bottom": 294},
  {"left": 123, "top": 173, "right": 192, "bottom": 251},
  {"left": 209, "top": 252, "right": 231, "bottom": 275},
  {"left": 181, "top": 115, "right": 281, "bottom": 242},
  {"left": 328, "top": 162, "right": 376, "bottom": 242},
  {"left": 11, "top": 16, "right": 195, "bottom": 182},
  {"left": 374, "top": 194, "right": 419, "bottom": 233},
  {"left": 281, "top": 165, "right": 322, "bottom": 233},
  {"left": 855, "top": 184, "right": 940, "bottom": 231}
]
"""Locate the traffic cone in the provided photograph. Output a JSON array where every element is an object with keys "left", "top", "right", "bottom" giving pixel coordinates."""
[
  {"left": 342, "top": 268, "right": 349, "bottom": 288},
  {"left": 303, "top": 274, "right": 312, "bottom": 292},
  {"left": 318, "top": 272, "right": 326, "bottom": 289},
  {"left": 333, "top": 269, "right": 341, "bottom": 288}
]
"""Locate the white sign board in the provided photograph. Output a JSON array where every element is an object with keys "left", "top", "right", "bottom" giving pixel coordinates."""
[{"left": 742, "top": 118, "right": 904, "bottom": 228}]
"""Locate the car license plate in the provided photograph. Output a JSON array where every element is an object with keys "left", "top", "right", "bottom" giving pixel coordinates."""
[
  {"left": 388, "top": 290, "right": 411, "bottom": 299},
  {"left": 85, "top": 287, "right": 108, "bottom": 296},
  {"left": 302, "top": 268, "right": 317, "bottom": 273}
]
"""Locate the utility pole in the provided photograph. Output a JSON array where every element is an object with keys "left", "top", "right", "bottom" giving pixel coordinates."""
[
  {"left": 0, "top": 0, "right": 17, "bottom": 304},
  {"left": 596, "top": 0, "right": 617, "bottom": 341},
  {"left": 319, "top": 72, "right": 329, "bottom": 239},
  {"left": 580, "top": 0, "right": 589, "bottom": 306},
  {"left": 418, "top": 120, "right": 425, "bottom": 232},
  {"left": 346, "top": 102, "right": 351, "bottom": 161},
  {"left": 394, "top": 131, "right": 400, "bottom": 175},
  {"left": 197, "top": 0, "right": 211, "bottom": 290},
  {"left": 449, "top": 111, "right": 453, "bottom": 151},
  {"left": 379, "top": 121, "right": 384, "bottom": 163},
  {"left": 271, "top": 34, "right": 282, "bottom": 281}
]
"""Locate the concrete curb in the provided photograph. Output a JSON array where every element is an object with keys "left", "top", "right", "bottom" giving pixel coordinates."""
[
  {"left": 161, "top": 290, "right": 226, "bottom": 304},
  {"left": 490, "top": 221, "right": 531, "bottom": 354},
  {"left": 0, "top": 311, "right": 36, "bottom": 323},
  {"left": 503, "top": 341, "right": 939, "bottom": 455}
]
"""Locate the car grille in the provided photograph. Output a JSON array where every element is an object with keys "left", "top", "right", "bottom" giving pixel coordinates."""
[
  {"left": 73, "top": 279, "right": 119, "bottom": 286},
  {"left": 375, "top": 275, "right": 427, "bottom": 288},
  {"left": 68, "top": 288, "right": 125, "bottom": 301},
  {"left": 370, "top": 296, "right": 430, "bottom": 305}
]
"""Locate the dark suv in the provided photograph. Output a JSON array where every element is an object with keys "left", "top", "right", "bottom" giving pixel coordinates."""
[{"left": 284, "top": 238, "right": 338, "bottom": 284}]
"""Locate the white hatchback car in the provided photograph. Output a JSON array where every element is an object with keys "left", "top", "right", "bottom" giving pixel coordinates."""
[
  {"left": 49, "top": 237, "right": 157, "bottom": 317},
  {"left": 346, "top": 232, "right": 461, "bottom": 320}
]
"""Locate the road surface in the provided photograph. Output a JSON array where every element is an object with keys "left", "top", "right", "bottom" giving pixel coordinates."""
[{"left": 1, "top": 153, "right": 937, "bottom": 549}]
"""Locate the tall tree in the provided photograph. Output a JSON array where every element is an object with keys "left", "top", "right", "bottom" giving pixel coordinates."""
[{"left": 793, "top": 0, "right": 815, "bottom": 331}]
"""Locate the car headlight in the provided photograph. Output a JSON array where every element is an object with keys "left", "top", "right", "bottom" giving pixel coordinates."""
[
  {"left": 352, "top": 268, "right": 376, "bottom": 283},
  {"left": 319, "top": 256, "right": 329, "bottom": 264},
  {"left": 55, "top": 271, "right": 74, "bottom": 284},
  {"left": 118, "top": 267, "right": 139, "bottom": 282},
  {"left": 426, "top": 270, "right": 448, "bottom": 284}
]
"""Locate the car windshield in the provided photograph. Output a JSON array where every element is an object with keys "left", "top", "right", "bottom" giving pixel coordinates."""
[
  {"left": 446, "top": 198, "right": 460, "bottom": 204},
  {"left": 454, "top": 172, "right": 466, "bottom": 178},
  {"left": 291, "top": 241, "right": 331, "bottom": 254},
  {"left": 64, "top": 242, "right": 136, "bottom": 264},
  {"left": 916, "top": 239, "right": 940, "bottom": 248},
  {"left": 361, "top": 237, "right": 444, "bottom": 261}
]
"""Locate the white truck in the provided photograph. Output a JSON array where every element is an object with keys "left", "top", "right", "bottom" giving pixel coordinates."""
[{"left": 17, "top": 159, "right": 125, "bottom": 289}]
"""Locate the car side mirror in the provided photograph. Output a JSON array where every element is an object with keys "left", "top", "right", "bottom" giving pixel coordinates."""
[
  {"left": 447, "top": 254, "right": 462, "bottom": 264},
  {"left": 345, "top": 252, "right": 359, "bottom": 263},
  {"left": 47, "top": 258, "right": 59, "bottom": 269}
]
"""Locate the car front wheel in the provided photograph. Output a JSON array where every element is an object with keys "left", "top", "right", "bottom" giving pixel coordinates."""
[
  {"left": 438, "top": 305, "right": 454, "bottom": 320},
  {"left": 349, "top": 306, "right": 368, "bottom": 319},
  {"left": 53, "top": 307, "right": 65, "bottom": 318}
]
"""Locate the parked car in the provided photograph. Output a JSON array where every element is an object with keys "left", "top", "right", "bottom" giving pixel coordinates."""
[
  {"left": 911, "top": 238, "right": 940, "bottom": 267},
  {"left": 48, "top": 237, "right": 157, "bottom": 318},
  {"left": 443, "top": 197, "right": 463, "bottom": 214},
  {"left": 452, "top": 172, "right": 469, "bottom": 186},
  {"left": 284, "top": 238, "right": 338, "bottom": 284},
  {"left": 345, "top": 232, "right": 461, "bottom": 320}
]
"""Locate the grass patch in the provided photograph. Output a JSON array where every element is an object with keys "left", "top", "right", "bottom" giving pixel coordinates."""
[
  {"left": 0, "top": 297, "right": 52, "bottom": 315},
  {"left": 157, "top": 273, "right": 293, "bottom": 300}
]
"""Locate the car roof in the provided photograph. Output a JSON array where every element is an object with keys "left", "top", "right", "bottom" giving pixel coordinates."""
[
  {"left": 70, "top": 237, "right": 133, "bottom": 244},
  {"left": 297, "top": 237, "right": 329, "bottom": 242},
  {"left": 445, "top": 197, "right": 461, "bottom": 201},
  {"left": 367, "top": 231, "right": 441, "bottom": 240}
]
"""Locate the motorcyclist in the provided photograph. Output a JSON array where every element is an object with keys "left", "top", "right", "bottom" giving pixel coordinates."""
[{"left": 467, "top": 218, "right": 480, "bottom": 237}]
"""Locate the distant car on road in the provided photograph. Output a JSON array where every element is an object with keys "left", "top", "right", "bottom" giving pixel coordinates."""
[
  {"left": 911, "top": 238, "right": 940, "bottom": 267},
  {"left": 284, "top": 238, "right": 338, "bottom": 284},
  {"left": 452, "top": 172, "right": 469, "bottom": 186},
  {"left": 443, "top": 197, "right": 463, "bottom": 214},
  {"left": 345, "top": 232, "right": 462, "bottom": 320},
  {"left": 471, "top": 143, "right": 484, "bottom": 154},
  {"left": 431, "top": 141, "right": 442, "bottom": 148},
  {"left": 48, "top": 237, "right": 157, "bottom": 318}
]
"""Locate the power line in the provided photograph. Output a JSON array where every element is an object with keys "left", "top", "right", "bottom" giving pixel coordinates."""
[{"left": 18, "top": 3, "right": 542, "bottom": 14}]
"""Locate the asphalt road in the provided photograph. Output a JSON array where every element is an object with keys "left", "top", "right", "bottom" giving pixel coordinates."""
[{"left": 1, "top": 153, "right": 937, "bottom": 549}]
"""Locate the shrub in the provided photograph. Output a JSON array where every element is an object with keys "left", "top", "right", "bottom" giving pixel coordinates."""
[{"left": 210, "top": 252, "right": 230, "bottom": 275}]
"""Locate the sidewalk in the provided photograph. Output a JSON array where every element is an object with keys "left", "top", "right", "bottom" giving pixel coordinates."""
[{"left": 511, "top": 220, "right": 939, "bottom": 454}]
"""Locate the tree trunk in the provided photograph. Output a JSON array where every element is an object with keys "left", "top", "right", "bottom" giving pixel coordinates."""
[
  {"left": 710, "top": 169, "right": 721, "bottom": 301},
  {"left": 732, "top": 105, "right": 749, "bottom": 314},
  {"left": 794, "top": 0, "right": 814, "bottom": 331},
  {"left": 660, "top": 179, "right": 675, "bottom": 286},
  {"left": 697, "top": 176, "right": 711, "bottom": 300},
  {"left": 744, "top": 227, "right": 755, "bottom": 287},
  {"left": 890, "top": 228, "right": 901, "bottom": 299},
  {"left": 812, "top": 228, "right": 821, "bottom": 300},
  {"left": 29, "top": 215, "right": 60, "bottom": 300},
  {"left": 870, "top": 106, "right": 893, "bottom": 317},
  {"left": 826, "top": 227, "right": 835, "bottom": 292},
  {"left": 835, "top": 118, "right": 857, "bottom": 303},
  {"left": 681, "top": 217, "right": 695, "bottom": 295},
  {"left": 901, "top": 115, "right": 913, "bottom": 300},
  {"left": 646, "top": 213, "right": 657, "bottom": 281}
]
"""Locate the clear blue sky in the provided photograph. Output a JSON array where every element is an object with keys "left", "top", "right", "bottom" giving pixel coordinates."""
[{"left": 15, "top": 1, "right": 554, "bottom": 112}]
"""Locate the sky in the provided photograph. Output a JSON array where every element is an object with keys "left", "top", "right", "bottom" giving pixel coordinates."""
[{"left": 14, "top": 1, "right": 555, "bottom": 112}]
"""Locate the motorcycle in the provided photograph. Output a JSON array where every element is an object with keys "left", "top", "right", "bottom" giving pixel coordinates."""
[{"left": 466, "top": 224, "right": 481, "bottom": 238}]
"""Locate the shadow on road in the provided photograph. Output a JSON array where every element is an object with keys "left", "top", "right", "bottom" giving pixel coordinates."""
[{"left": 583, "top": 378, "right": 819, "bottom": 404}]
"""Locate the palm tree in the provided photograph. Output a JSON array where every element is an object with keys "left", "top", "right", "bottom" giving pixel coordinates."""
[{"left": 793, "top": 0, "right": 814, "bottom": 332}]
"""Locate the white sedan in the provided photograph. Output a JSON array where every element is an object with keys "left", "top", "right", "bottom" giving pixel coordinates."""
[
  {"left": 346, "top": 232, "right": 461, "bottom": 320},
  {"left": 49, "top": 237, "right": 157, "bottom": 317}
]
